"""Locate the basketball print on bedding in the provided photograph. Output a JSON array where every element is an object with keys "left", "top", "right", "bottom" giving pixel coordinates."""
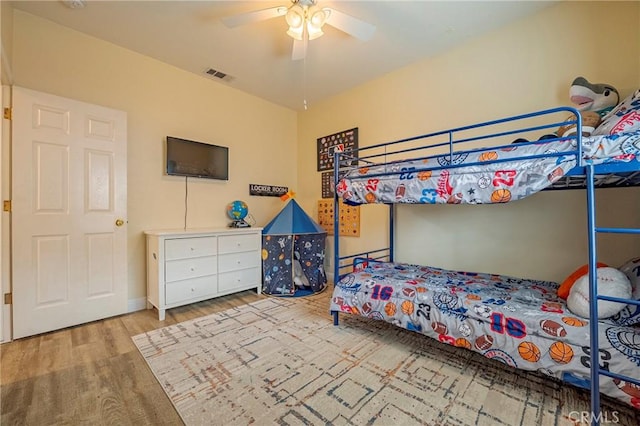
[
  {"left": 401, "top": 300, "right": 414, "bottom": 315},
  {"left": 518, "top": 341, "right": 541, "bottom": 363},
  {"left": 455, "top": 338, "right": 472, "bottom": 349},
  {"left": 549, "top": 341, "right": 574, "bottom": 364},
  {"left": 490, "top": 188, "right": 512, "bottom": 203},
  {"left": 562, "top": 316, "right": 587, "bottom": 327}
]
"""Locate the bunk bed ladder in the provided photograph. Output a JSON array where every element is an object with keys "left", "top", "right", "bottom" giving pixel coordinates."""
[{"left": 586, "top": 164, "right": 640, "bottom": 425}]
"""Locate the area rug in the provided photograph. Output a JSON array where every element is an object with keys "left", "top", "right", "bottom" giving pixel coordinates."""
[{"left": 132, "top": 296, "right": 639, "bottom": 425}]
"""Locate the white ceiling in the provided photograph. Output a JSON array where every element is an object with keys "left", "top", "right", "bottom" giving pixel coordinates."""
[{"left": 10, "top": 1, "right": 556, "bottom": 111}]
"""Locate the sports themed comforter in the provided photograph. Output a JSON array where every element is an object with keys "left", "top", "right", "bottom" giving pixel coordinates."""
[
  {"left": 330, "top": 261, "right": 640, "bottom": 408},
  {"left": 336, "top": 131, "right": 640, "bottom": 205}
]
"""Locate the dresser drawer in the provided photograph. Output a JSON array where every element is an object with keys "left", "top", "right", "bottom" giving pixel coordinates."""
[
  {"left": 218, "top": 267, "right": 260, "bottom": 293},
  {"left": 218, "top": 251, "right": 260, "bottom": 273},
  {"left": 165, "top": 236, "right": 217, "bottom": 261},
  {"left": 165, "top": 255, "right": 217, "bottom": 282},
  {"left": 218, "top": 233, "right": 260, "bottom": 255},
  {"left": 165, "top": 275, "right": 217, "bottom": 305},
  {"left": 146, "top": 227, "right": 263, "bottom": 321}
]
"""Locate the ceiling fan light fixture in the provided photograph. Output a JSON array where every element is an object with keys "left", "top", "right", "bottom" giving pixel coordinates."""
[
  {"left": 285, "top": 5, "right": 304, "bottom": 29},
  {"left": 306, "top": 23, "right": 324, "bottom": 40},
  {"left": 287, "top": 26, "right": 304, "bottom": 41},
  {"left": 285, "top": 4, "right": 305, "bottom": 40},
  {"left": 308, "top": 6, "right": 328, "bottom": 28},
  {"left": 285, "top": 2, "right": 329, "bottom": 41},
  {"left": 307, "top": 6, "right": 327, "bottom": 40}
]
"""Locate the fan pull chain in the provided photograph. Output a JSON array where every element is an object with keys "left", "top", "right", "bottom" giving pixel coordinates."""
[{"left": 303, "top": 54, "right": 308, "bottom": 110}]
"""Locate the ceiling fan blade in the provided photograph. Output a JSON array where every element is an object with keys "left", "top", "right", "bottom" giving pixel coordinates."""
[
  {"left": 221, "top": 6, "right": 287, "bottom": 28},
  {"left": 324, "top": 8, "right": 376, "bottom": 41},
  {"left": 291, "top": 36, "right": 308, "bottom": 61}
]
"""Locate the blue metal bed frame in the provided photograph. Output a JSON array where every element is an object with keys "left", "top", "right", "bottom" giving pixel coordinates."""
[{"left": 331, "top": 106, "right": 640, "bottom": 424}]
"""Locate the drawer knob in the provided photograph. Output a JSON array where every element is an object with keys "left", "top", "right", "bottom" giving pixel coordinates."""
[
  {"left": 190, "top": 247, "right": 195, "bottom": 251},
  {"left": 190, "top": 267, "right": 195, "bottom": 271}
]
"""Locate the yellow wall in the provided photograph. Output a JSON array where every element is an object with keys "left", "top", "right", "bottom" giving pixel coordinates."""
[
  {"left": 0, "top": 1, "right": 10, "bottom": 342},
  {"left": 298, "top": 1, "right": 640, "bottom": 282},
  {"left": 6, "top": 1, "right": 640, "bottom": 310},
  {"left": 0, "top": 0, "right": 12, "bottom": 85},
  {"left": 11, "top": 10, "right": 298, "bottom": 302}
]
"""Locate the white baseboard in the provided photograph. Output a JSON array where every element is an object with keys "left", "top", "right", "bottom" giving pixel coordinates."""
[{"left": 128, "top": 297, "right": 147, "bottom": 313}]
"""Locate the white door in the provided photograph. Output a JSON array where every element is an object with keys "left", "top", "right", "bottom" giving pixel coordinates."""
[{"left": 12, "top": 86, "right": 127, "bottom": 339}]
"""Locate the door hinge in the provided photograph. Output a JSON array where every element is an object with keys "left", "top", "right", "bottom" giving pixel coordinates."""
[
  {"left": 3, "top": 200, "right": 10, "bottom": 212},
  {"left": 3, "top": 107, "right": 11, "bottom": 120},
  {"left": 3, "top": 293, "right": 11, "bottom": 305}
]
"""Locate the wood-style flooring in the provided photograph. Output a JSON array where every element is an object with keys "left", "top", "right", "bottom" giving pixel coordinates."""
[{"left": 0, "top": 290, "right": 269, "bottom": 425}]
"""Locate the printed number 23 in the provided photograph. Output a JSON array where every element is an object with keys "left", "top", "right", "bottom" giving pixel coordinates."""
[
  {"left": 400, "top": 167, "right": 416, "bottom": 180},
  {"left": 420, "top": 189, "right": 437, "bottom": 203},
  {"left": 493, "top": 170, "right": 516, "bottom": 187},
  {"left": 365, "top": 179, "right": 379, "bottom": 192}
]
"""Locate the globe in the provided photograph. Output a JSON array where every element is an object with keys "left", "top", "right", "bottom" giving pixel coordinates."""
[{"left": 227, "top": 200, "right": 248, "bottom": 221}]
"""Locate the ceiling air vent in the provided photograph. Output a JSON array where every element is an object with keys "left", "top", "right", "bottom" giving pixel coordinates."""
[
  {"left": 204, "top": 68, "right": 234, "bottom": 83},
  {"left": 63, "top": 0, "right": 86, "bottom": 9}
]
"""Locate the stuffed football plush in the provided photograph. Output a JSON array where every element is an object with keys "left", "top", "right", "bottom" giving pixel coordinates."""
[{"left": 567, "top": 266, "right": 631, "bottom": 319}]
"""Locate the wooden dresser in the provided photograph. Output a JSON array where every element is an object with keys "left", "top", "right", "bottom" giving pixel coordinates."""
[{"left": 145, "top": 227, "right": 262, "bottom": 320}]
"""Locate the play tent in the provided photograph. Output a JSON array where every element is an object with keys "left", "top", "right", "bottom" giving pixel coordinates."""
[{"left": 262, "top": 199, "right": 327, "bottom": 296}]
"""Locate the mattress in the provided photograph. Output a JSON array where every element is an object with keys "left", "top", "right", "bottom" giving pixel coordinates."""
[
  {"left": 330, "top": 261, "right": 640, "bottom": 408},
  {"left": 336, "top": 131, "right": 640, "bottom": 205}
]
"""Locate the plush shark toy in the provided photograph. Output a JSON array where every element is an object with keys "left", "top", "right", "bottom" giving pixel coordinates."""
[
  {"left": 513, "top": 77, "right": 620, "bottom": 143},
  {"left": 557, "top": 76, "right": 620, "bottom": 137},
  {"left": 569, "top": 76, "right": 619, "bottom": 116}
]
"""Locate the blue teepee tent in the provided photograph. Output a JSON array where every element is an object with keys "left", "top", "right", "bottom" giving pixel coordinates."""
[{"left": 262, "top": 199, "right": 327, "bottom": 296}]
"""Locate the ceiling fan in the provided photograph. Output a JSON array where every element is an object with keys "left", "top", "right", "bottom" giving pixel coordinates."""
[{"left": 221, "top": 0, "right": 376, "bottom": 61}]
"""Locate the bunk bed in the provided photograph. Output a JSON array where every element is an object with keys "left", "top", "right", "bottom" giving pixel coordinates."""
[{"left": 329, "top": 105, "right": 640, "bottom": 421}]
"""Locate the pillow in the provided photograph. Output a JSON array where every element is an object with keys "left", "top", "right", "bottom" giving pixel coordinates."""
[
  {"left": 610, "top": 256, "right": 640, "bottom": 326},
  {"left": 557, "top": 262, "right": 607, "bottom": 300},
  {"left": 619, "top": 256, "right": 640, "bottom": 298},
  {"left": 592, "top": 89, "right": 640, "bottom": 136},
  {"left": 567, "top": 267, "right": 631, "bottom": 319}
]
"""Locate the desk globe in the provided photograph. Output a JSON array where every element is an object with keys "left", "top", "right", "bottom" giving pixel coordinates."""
[{"left": 227, "top": 200, "right": 250, "bottom": 228}]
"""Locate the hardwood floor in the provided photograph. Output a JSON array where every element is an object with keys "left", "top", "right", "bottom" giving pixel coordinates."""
[{"left": 0, "top": 290, "right": 264, "bottom": 426}]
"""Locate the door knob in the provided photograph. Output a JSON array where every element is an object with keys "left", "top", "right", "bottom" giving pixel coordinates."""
[{"left": 115, "top": 219, "right": 125, "bottom": 227}]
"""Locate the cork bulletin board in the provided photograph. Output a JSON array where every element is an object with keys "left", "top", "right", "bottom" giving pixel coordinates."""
[{"left": 317, "top": 199, "right": 360, "bottom": 237}]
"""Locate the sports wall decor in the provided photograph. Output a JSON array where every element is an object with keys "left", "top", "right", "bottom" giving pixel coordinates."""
[
  {"left": 249, "top": 184, "right": 288, "bottom": 197},
  {"left": 321, "top": 171, "right": 348, "bottom": 199},
  {"left": 317, "top": 199, "right": 360, "bottom": 237},
  {"left": 317, "top": 128, "right": 358, "bottom": 172},
  {"left": 321, "top": 172, "right": 334, "bottom": 198}
]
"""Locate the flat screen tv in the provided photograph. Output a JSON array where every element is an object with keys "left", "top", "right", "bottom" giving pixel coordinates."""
[{"left": 166, "top": 136, "right": 229, "bottom": 180}]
